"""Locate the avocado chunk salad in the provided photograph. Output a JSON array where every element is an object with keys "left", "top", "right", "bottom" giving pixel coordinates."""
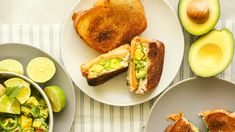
[
  {"left": 134, "top": 43, "right": 148, "bottom": 86},
  {"left": 0, "top": 78, "right": 49, "bottom": 132},
  {"left": 88, "top": 57, "right": 129, "bottom": 78}
]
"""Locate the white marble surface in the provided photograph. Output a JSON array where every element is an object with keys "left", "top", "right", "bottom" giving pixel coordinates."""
[{"left": 0, "top": 0, "right": 234, "bottom": 24}]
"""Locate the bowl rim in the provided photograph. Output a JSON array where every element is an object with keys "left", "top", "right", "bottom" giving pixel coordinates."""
[{"left": 0, "top": 71, "right": 54, "bottom": 132}]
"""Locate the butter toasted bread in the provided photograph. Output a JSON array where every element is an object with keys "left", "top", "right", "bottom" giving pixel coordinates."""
[
  {"left": 72, "top": 0, "right": 147, "bottom": 53},
  {"left": 165, "top": 113, "right": 199, "bottom": 132},
  {"left": 200, "top": 109, "right": 235, "bottom": 132},
  {"left": 94, "top": 0, "right": 147, "bottom": 39},
  {"left": 80, "top": 44, "right": 130, "bottom": 86},
  {"left": 127, "top": 37, "right": 165, "bottom": 94}
]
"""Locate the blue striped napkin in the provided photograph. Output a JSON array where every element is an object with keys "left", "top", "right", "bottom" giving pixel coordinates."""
[{"left": 0, "top": 20, "right": 233, "bottom": 132}]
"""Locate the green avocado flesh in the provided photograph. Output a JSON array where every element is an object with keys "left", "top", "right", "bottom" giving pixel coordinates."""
[
  {"left": 88, "top": 58, "right": 126, "bottom": 78},
  {"left": 178, "top": 0, "right": 220, "bottom": 35},
  {"left": 134, "top": 44, "right": 148, "bottom": 80},
  {"left": 188, "top": 28, "right": 234, "bottom": 77}
]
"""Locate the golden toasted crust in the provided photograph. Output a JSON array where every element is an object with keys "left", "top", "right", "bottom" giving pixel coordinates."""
[
  {"left": 200, "top": 109, "right": 235, "bottom": 131},
  {"left": 165, "top": 113, "right": 196, "bottom": 132},
  {"left": 72, "top": 0, "right": 147, "bottom": 53},
  {"left": 94, "top": 0, "right": 147, "bottom": 42},
  {"left": 146, "top": 40, "right": 165, "bottom": 92}
]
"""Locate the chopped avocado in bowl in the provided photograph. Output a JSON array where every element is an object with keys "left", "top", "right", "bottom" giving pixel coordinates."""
[
  {"left": 0, "top": 72, "right": 53, "bottom": 132},
  {"left": 188, "top": 28, "right": 234, "bottom": 77}
]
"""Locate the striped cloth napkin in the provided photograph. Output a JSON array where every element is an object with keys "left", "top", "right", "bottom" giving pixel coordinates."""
[{"left": 0, "top": 20, "right": 233, "bottom": 132}]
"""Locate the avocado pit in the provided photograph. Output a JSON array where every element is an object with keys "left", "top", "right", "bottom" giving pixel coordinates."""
[{"left": 187, "top": 0, "right": 210, "bottom": 24}]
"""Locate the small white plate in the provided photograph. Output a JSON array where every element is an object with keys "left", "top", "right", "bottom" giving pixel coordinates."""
[
  {"left": 0, "top": 43, "right": 76, "bottom": 132},
  {"left": 146, "top": 77, "right": 235, "bottom": 132},
  {"left": 61, "top": 0, "right": 184, "bottom": 106}
]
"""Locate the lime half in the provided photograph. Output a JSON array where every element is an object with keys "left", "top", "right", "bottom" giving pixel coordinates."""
[
  {"left": 0, "top": 59, "right": 24, "bottom": 75},
  {"left": 4, "top": 78, "right": 31, "bottom": 104},
  {"left": 0, "top": 95, "right": 20, "bottom": 114},
  {"left": 44, "top": 86, "right": 66, "bottom": 112},
  {"left": 27, "top": 57, "right": 56, "bottom": 83}
]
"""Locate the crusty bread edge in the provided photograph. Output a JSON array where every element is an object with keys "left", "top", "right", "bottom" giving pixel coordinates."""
[{"left": 145, "top": 40, "right": 165, "bottom": 92}]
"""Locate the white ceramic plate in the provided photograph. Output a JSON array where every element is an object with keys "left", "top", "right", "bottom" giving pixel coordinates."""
[
  {"left": 0, "top": 43, "right": 76, "bottom": 132},
  {"left": 61, "top": 0, "right": 184, "bottom": 106},
  {"left": 146, "top": 77, "right": 235, "bottom": 132}
]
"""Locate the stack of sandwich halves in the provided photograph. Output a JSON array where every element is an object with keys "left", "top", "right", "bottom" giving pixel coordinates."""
[{"left": 80, "top": 37, "right": 165, "bottom": 94}]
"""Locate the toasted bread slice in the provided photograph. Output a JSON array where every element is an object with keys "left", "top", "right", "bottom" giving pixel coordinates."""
[
  {"left": 127, "top": 37, "right": 164, "bottom": 94},
  {"left": 72, "top": 0, "right": 147, "bottom": 53},
  {"left": 200, "top": 109, "right": 235, "bottom": 131},
  {"left": 80, "top": 44, "right": 130, "bottom": 86},
  {"left": 165, "top": 113, "right": 199, "bottom": 132},
  {"left": 94, "top": 0, "right": 147, "bottom": 40}
]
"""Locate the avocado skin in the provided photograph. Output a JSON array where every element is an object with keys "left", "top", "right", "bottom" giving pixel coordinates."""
[
  {"left": 87, "top": 67, "right": 127, "bottom": 86},
  {"left": 178, "top": 0, "right": 220, "bottom": 35},
  {"left": 188, "top": 28, "right": 234, "bottom": 77}
]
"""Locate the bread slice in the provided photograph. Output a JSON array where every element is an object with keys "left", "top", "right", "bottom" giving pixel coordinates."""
[
  {"left": 200, "top": 109, "right": 235, "bottom": 131},
  {"left": 165, "top": 113, "right": 199, "bottom": 132},
  {"left": 94, "top": 0, "right": 147, "bottom": 39},
  {"left": 80, "top": 44, "right": 130, "bottom": 86},
  {"left": 127, "top": 37, "right": 165, "bottom": 94},
  {"left": 72, "top": 0, "right": 147, "bottom": 53}
]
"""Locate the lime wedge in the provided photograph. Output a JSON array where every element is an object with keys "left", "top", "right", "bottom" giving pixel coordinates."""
[
  {"left": 4, "top": 78, "right": 31, "bottom": 104},
  {"left": 0, "top": 95, "right": 20, "bottom": 114},
  {"left": 44, "top": 86, "right": 66, "bottom": 112},
  {"left": 0, "top": 84, "right": 6, "bottom": 97},
  {"left": 0, "top": 59, "right": 24, "bottom": 75},
  {"left": 27, "top": 57, "right": 56, "bottom": 83}
]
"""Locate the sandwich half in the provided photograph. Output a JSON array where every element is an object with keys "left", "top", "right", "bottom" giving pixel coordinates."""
[
  {"left": 165, "top": 113, "right": 199, "bottom": 132},
  {"left": 127, "top": 37, "right": 165, "bottom": 94},
  {"left": 80, "top": 44, "right": 130, "bottom": 86},
  {"left": 200, "top": 109, "right": 235, "bottom": 131}
]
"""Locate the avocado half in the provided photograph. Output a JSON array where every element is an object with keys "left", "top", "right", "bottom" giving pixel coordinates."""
[
  {"left": 188, "top": 28, "right": 234, "bottom": 77},
  {"left": 178, "top": 0, "right": 220, "bottom": 35}
]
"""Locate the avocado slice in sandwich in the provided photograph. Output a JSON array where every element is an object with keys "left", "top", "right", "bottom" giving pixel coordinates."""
[
  {"left": 200, "top": 109, "right": 235, "bottom": 132},
  {"left": 178, "top": 0, "right": 220, "bottom": 35},
  {"left": 80, "top": 44, "right": 130, "bottom": 86},
  {"left": 165, "top": 113, "right": 199, "bottom": 132},
  {"left": 127, "top": 36, "right": 165, "bottom": 94}
]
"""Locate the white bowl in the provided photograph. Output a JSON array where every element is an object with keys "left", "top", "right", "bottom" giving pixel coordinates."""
[{"left": 0, "top": 72, "right": 53, "bottom": 132}]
